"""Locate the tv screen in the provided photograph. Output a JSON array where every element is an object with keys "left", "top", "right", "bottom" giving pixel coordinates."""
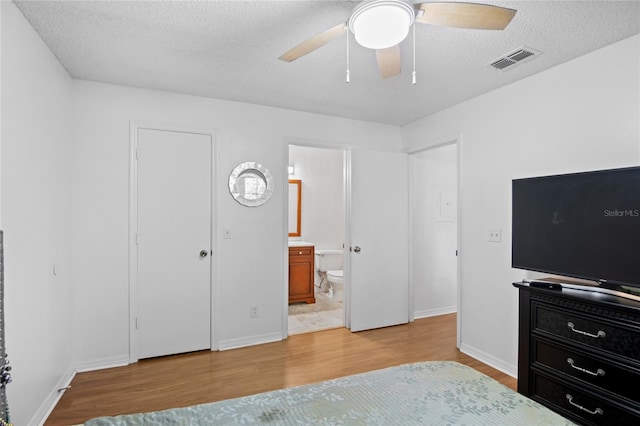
[{"left": 512, "top": 166, "right": 640, "bottom": 288}]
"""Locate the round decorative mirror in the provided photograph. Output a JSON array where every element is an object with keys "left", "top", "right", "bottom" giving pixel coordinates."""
[{"left": 228, "top": 161, "right": 274, "bottom": 207}]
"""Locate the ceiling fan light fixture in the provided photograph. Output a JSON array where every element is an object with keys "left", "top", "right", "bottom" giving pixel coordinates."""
[{"left": 348, "top": 0, "right": 415, "bottom": 50}]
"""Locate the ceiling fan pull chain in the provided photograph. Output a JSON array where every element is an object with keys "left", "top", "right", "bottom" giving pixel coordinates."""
[
  {"left": 412, "top": 23, "right": 417, "bottom": 85},
  {"left": 346, "top": 26, "right": 351, "bottom": 83}
]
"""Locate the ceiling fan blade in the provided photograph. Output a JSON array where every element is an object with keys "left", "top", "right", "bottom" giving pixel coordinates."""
[
  {"left": 279, "top": 23, "right": 347, "bottom": 62},
  {"left": 415, "top": 2, "right": 516, "bottom": 30},
  {"left": 376, "top": 45, "right": 401, "bottom": 79}
]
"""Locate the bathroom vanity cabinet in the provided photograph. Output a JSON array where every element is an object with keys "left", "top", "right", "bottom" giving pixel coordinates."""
[{"left": 289, "top": 246, "right": 315, "bottom": 304}]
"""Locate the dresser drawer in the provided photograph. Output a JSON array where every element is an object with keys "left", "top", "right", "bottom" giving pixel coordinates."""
[
  {"left": 289, "top": 247, "right": 313, "bottom": 257},
  {"left": 533, "top": 303, "right": 640, "bottom": 362},
  {"left": 533, "top": 372, "right": 640, "bottom": 425},
  {"left": 533, "top": 338, "right": 640, "bottom": 402}
]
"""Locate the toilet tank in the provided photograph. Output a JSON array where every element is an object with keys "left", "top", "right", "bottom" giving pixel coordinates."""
[{"left": 315, "top": 249, "right": 343, "bottom": 272}]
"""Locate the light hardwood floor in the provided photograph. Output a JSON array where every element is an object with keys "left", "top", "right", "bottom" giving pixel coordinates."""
[{"left": 46, "top": 314, "right": 516, "bottom": 425}]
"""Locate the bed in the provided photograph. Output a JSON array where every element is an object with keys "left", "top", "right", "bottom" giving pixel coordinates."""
[{"left": 85, "top": 361, "right": 573, "bottom": 425}]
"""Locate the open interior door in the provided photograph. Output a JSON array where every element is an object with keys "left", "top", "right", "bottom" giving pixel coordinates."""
[{"left": 349, "top": 149, "right": 409, "bottom": 332}]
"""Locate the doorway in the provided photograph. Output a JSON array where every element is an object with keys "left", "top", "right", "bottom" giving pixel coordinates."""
[
  {"left": 287, "top": 144, "right": 346, "bottom": 334},
  {"left": 285, "top": 144, "right": 410, "bottom": 335},
  {"left": 129, "top": 123, "right": 216, "bottom": 361},
  {"left": 409, "top": 142, "right": 459, "bottom": 326}
]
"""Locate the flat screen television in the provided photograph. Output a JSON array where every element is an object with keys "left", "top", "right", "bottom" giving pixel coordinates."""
[{"left": 512, "top": 166, "right": 640, "bottom": 290}]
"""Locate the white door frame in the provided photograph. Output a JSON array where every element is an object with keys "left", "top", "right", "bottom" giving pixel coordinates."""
[
  {"left": 407, "top": 134, "right": 463, "bottom": 347},
  {"left": 282, "top": 137, "right": 351, "bottom": 336},
  {"left": 129, "top": 121, "right": 218, "bottom": 363}
]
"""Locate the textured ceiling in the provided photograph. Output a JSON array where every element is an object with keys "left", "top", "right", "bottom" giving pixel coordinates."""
[{"left": 13, "top": 0, "right": 640, "bottom": 125}]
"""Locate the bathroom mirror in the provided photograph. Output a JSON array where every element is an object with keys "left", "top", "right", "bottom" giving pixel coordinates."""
[
  {"left": 229, "top": 161, "right": 274, "bottom": 207},
  {"left": 288, "top": 179, "right": 301, "bottom": 236}
]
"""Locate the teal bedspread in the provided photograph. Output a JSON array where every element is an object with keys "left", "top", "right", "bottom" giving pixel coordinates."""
[{"left": 86, "top": 361, "right": 573, "bottom": 425}]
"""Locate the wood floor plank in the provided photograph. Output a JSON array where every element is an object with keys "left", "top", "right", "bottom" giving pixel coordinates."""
[{"left": 45, "top": 314, "right": 516, "bottom": 425}]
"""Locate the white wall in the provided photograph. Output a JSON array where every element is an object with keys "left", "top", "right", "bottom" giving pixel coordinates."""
[
  {"left": 1, "top": 3, "right": 401, "bottom": 419},
  {"left": 71, "top": 81, "right": 402, "bottom": 363},
  {"left": 403, "top": 34, "right": 640, "bottom": 375},
  {"left": 412, "top": 145, "right": 458, "bottom": 318},
  {"left": 4, "top": 2, "right": 639, "bottom": 421},
  {"left": 1, "top": 2, "right": 74, "bottom": 424},
  {"left": 288, "top": 145, "right": 344, "bottom": 250},
  {"left": 0, "top": 1, "right": 3, "bottom": 225}
]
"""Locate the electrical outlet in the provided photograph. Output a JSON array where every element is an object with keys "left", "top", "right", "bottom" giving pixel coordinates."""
[
  {"left": 250, "top": 305, "right": 259, "bottom": 318},
  {"left": 489, "top": 229, "right": 502, "bottom": 243}
]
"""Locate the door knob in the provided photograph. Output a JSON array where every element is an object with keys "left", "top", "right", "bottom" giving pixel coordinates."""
[
  {"left": 352, "top": 246, "right": 361, "bottom": 253},
  {"left": 199, "top": 250, "right": 208, "bottom": 258}
]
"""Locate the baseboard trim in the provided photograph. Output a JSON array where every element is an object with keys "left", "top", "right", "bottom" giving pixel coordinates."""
[
  {"left": 34, "top": 355, "right": 131, "bottom": 425},
  {"left": 414, "top": 306, "right": 456, "bottom": 319},
  {"left": 75, "top": 354, "right": 130, "bottom": 373},
  {"left": 30, "top": 366, "right": 76, "bottom": 426},
  {"left": 218, "top": 332, "right": 283, "bottom": 351},
  {"left": 460, "top": 342, "right": 517, "bottom": 378}
]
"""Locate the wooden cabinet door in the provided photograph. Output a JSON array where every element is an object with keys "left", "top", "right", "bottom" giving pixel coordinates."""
[{"left": 289, "top": 247, "right": 315, "bottom": 304}]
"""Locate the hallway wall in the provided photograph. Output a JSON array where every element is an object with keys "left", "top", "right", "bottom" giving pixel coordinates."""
[{"left": 412, "top": 144, "right": 458, "bottom": 318}]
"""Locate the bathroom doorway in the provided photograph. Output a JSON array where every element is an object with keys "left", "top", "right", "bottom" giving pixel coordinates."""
[
  {"left": 287, "top": 144, "right": 346, "bottom": 335},
  {"left": 409, "top": 141, "right": 459, "bottom": 334}
]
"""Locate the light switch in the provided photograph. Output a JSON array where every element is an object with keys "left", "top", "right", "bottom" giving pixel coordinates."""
[{"left": 223, "top": 228, "right": 231, "bottom": 239}]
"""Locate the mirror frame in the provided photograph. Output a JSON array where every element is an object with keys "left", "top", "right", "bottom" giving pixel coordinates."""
[
  {"left": 228, "top": 161, "right": 274, "bottom": 207},
  {"left": 288, "top": 179, "right": 301, "bottom": 237}
]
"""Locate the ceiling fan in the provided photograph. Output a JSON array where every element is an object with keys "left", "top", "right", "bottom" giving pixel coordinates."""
[{"left": 279, "top": 1, "right": 517, "bottom": 79}]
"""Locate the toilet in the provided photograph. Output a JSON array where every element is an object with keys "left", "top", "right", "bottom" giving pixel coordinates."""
[{"left": 314, "top": 249, "right": 344, "bottom": 301}]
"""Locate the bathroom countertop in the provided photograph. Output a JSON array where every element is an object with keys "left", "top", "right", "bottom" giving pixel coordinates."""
[{"left": 288, "top": 241, "right": 314, "bottom": 247}]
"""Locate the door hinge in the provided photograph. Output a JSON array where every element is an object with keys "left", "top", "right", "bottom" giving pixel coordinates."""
[
  {"left": 135, "top": 317, "right": 139, "bottom": 329},
  {"left": 136, "top": 233, "right": 140, "bottom": 245},
  {"left": 136, "top": 148, "right": 140, "bottom": 160}
]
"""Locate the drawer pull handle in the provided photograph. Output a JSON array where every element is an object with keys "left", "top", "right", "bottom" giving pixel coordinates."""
[
  {"left": 567, "top": 322, "right": 606, "bottom": 339},
  {"left": 567, "top": 358, "right": 605, "bottom": 377},
  {"left": 566, "top": 394, "right": 604, "bottom": 416}
]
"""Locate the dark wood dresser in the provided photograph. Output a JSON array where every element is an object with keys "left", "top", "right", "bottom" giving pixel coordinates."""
[{"left": 514, "top": 282, "right": 640, "bottom": 425}]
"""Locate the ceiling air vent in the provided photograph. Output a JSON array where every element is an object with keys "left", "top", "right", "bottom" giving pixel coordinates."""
[{"left": 489, "top": 46, "right": 541, "bottom": 71}]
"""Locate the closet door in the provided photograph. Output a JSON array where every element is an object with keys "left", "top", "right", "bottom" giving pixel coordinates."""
[
  {"left": 136, "top": 128, "right": 212, "bottom": 359},
  {"left": 349, "top": 150, "right": 409, "bottom": 332}
]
